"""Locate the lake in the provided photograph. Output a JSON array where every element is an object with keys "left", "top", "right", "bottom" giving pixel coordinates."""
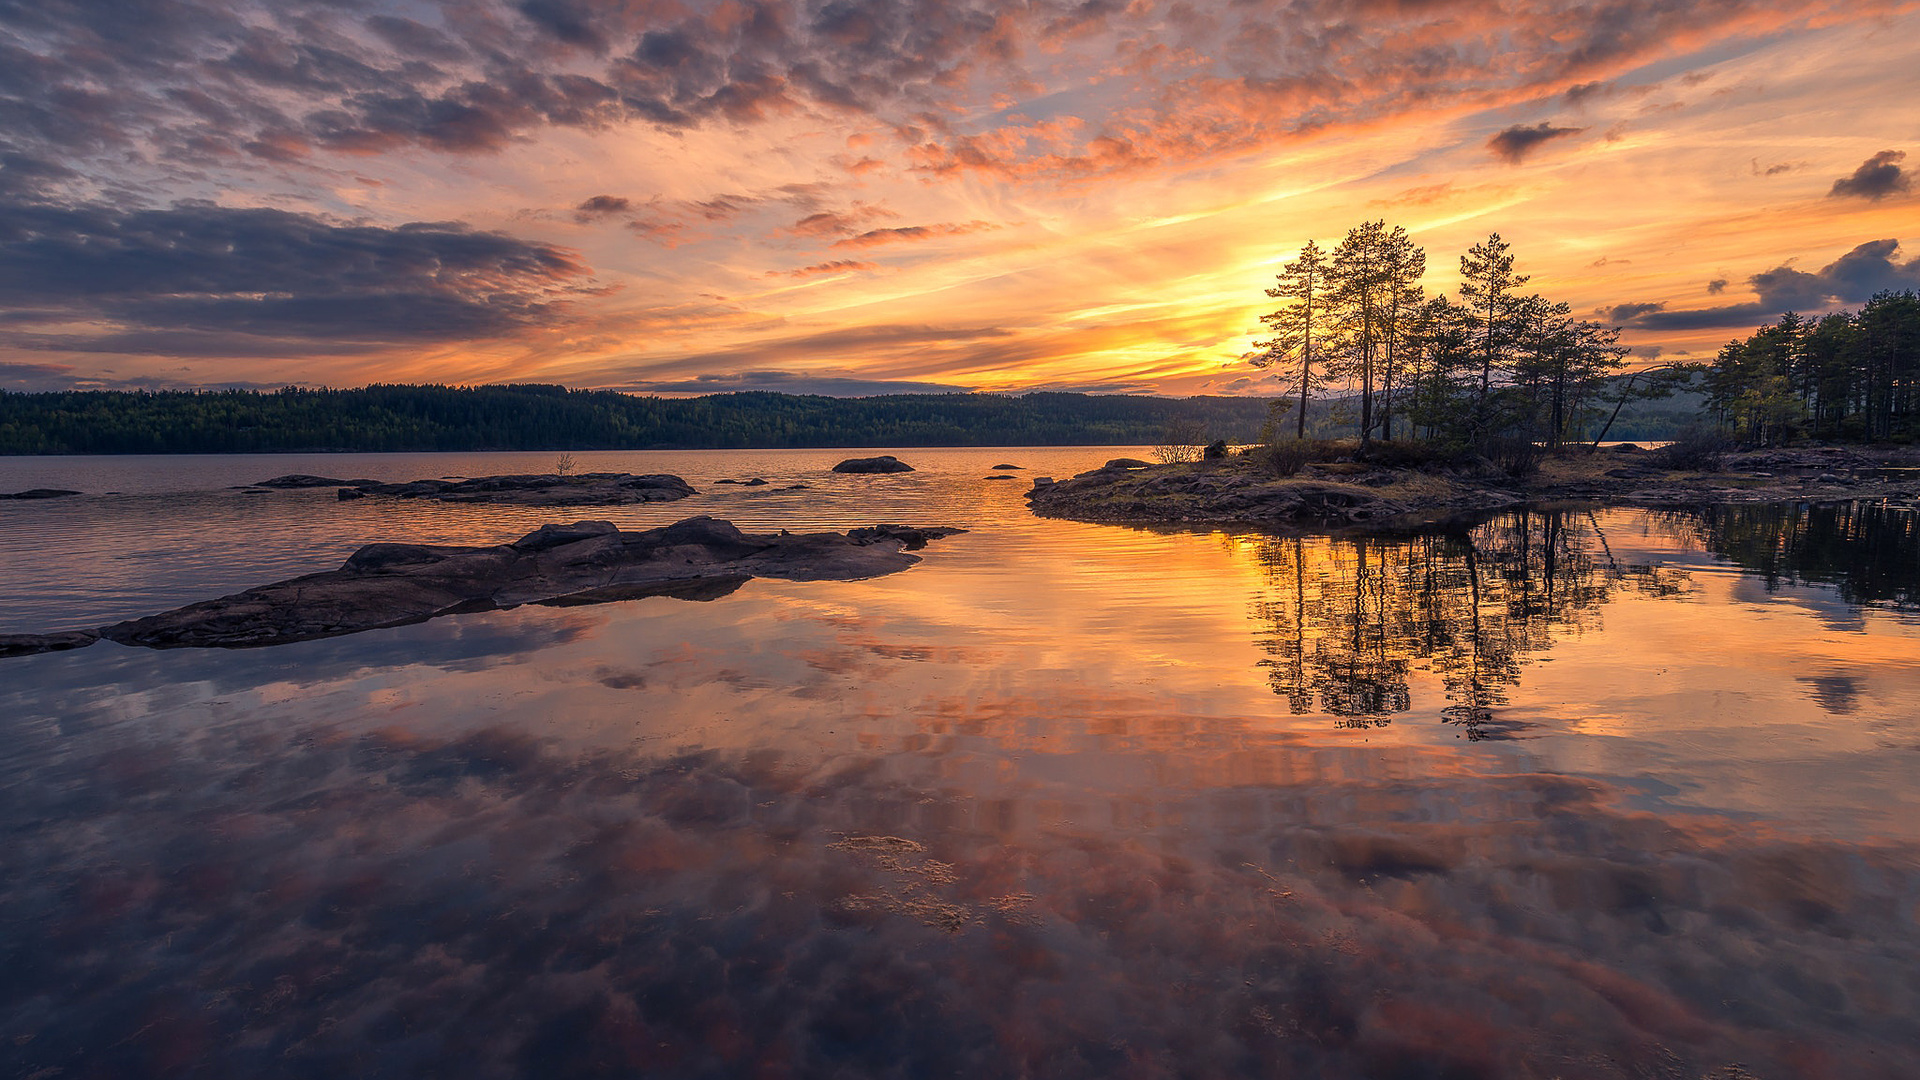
[{"left": 3, "top": 449, "right": 1918, "bottom": 1078}]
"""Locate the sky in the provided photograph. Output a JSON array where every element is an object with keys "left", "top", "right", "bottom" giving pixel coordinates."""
[{"left": 1, "top": 0, "right": 1917, "bottom": 397}]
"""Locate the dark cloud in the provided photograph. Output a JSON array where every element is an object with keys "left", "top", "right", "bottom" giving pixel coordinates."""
[
  {"left": 1828, "top": 149, "right": 1911, "bottom": 201},
  {"left": 1598, "top": 301, "right": 1666, "bottom": 322},
  {"left": 1485, "top": 122, "right": 1584, "bottom": 164},
  {"left": 1562, "top": 80, "right": 1611, "bottom": 104},
  {"left": 0, "top": 359, "right": 77, "bottom": 391},
  {"left": 0, "top": 0, "right": 1887, "bottom": 191},
  {"left": 1708, "top": 277, "right": 1728, "bottom": 294},
  {"left": 0, "top": 199, "right": 591, "bottom": 352},
  {"left": 574, "top": 194, "right": 632, "bottom": 221},
  {"left": 605, "top": 369, "right": 971, "bottom": 395},
  {"left": 1612, "top": 239, "right": 1920, "bottom": 331}
]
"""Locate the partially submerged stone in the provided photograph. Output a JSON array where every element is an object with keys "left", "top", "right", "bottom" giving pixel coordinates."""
[
  {"left": 2, "top": 517, "right": 960, "bottom": 656},
  {"left": 257, "top": 471, "right": 699, "bottom": 506},
  {"left": 0, "top": 629, "right": 99, "bottom": 658},
  {"left": 0, "top": 488, "right": 82, "bottom": 500},
  {"left": 832, "top": 455, "right": 914, "bottom": 474},
  {"left": 256, "top": 474, "right": 378, "bottom": 488}
]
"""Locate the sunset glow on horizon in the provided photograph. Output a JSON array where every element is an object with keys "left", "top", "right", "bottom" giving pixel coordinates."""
[{"left": 3, "top": 0, "right": 1917, "bottom": 396}]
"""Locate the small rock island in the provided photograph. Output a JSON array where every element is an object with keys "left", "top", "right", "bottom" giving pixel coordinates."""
[
  {"left": 1, "top": 517, "right": 961, "bottom": 657},
  {"left": 832, "top": 455, "right": 914, "bottom": 474}
]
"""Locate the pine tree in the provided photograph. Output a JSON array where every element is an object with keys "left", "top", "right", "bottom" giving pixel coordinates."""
[
  {"left": 1254, "top": 239, "right": 1333, "bottom": 440},
  {"left": 1457, "top": 233, "right": 1530, "bottom": 430}
]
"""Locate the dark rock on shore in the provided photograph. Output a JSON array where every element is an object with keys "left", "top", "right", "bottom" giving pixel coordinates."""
[
  {"left": 1104, "top": 458, "right": 1151, "bottom": 470},
  {"left": 0, "top": 517, "right": 958, "bottom": 656},
  {"left": 832, "top": 455, "right": 914, "bottom": 474},
  {"left": 1, "top": 488, "right": 82, "bottom": 500}
]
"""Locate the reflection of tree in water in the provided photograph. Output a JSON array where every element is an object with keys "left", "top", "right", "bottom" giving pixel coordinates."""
[
  {"left": 1666, "top": 502, "right": 1920, "bottom": 609},
  {"left": 1247, "top": 511, "right": 1689, "bottom": 737}
]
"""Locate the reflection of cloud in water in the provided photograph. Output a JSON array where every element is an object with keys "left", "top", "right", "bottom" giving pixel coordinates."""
[
  {"left": 3, "top": 709, "right": 1917, "bottom": 1079},
  {"left": 3, "top": 604, "right": 605, "bottom": 704}
]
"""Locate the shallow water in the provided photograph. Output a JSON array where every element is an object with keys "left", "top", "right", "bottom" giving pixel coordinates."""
[{"left": 2, "top": 450, "right": 1918, "bottom": 1078}]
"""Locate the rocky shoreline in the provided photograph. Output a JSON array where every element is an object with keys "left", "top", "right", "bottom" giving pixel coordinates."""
[
  {"left": 0, "top": 517, "right": 960, "bottom": 658},
  {"left": 1026, "top": 446, "right": 1920, "bottom": 530}
]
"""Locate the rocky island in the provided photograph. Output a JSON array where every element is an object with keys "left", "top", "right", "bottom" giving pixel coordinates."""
[
  {"left": 1028, "top": 446, "right": 1920, "bottom": 529},
  {"left": 0, "top": 517, "right": 960, "bottom": 657}
]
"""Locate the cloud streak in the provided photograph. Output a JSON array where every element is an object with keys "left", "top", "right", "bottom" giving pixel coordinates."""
[
  {"left": 0, "top": 199, "right": 591, "bottom": 354},
  {"left": 1608, "top": 239, "right": 1920, "bottom": 331}
]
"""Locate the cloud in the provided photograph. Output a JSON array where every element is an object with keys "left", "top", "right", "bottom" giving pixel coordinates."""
[
  {"left": 0, "top": 0, "right": 1897, "bottom": 195},
  {"left": 777, "top": 260, "right": 879, "bottom": 278},
  {"left": 0, "top": 199, "right": 591, "bottom": 352},
  {"left": 1599, "top": 301, "right": 1667, "bottom": 322},
  {"left": 1611, "top": 239, "right": 1920, "bottom": 331},
  {"left": 601, "top": 369, "right": 971, "bottom": 395},
  {"left": 1486, "top": 122, "right": 1584, "bottom": 164},
  {"left": 830, "top": 221, "right": 998, "bottom": 249},
  {"left": 1828, "top": 150, "right": 1911, "bottom": 201},
  {"left": 574, "top": 194, "right": 632, "bottom": 221},
  {"left": 1708, "top": 278, "right": 1728, "bottom": 294},
  {"left": 785, "top": 204, "right": 900, "bottom": 239},
  {"left": 0, "top": 360, "right": 78, "bottom": 391}
]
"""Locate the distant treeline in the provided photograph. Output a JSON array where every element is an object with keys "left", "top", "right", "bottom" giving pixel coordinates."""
[{"left": 0, "top": 385, "right": 1295, "bottom": 455}]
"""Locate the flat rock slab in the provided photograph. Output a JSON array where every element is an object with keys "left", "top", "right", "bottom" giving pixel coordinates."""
[
  {"left": 255, "top": 474, "right": 380, "bottom": 488},
  {"left": 833, "top": 456, "right": 914, "bottom": 473},
  {"left": 1, "top": 488, "right": 82, "bottom": 500},
  {"left": 258, "top": 472, "right": 698, "bottom": 506},
  {"left": 1, "top": 518, "right": 961, "bottom": 656}
]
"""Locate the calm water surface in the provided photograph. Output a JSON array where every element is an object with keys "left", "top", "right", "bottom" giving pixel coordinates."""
[{"left": 2, "top": 449, "right": 1918, "bottom": 1078}]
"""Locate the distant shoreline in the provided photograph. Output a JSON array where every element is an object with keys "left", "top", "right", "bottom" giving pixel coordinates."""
[{"left": 0, "top": 384, "right": 1693, "bottom": 454}]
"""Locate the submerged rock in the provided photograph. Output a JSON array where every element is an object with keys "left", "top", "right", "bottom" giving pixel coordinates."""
[
  {"left": 991, "top": 463, "right": 1023, "bottom": 470},
  {"left": 301, "top": 472, "right": 698, "bottom": 506},
  {"left": 256, "top": 474, "right": 378, "bottom": 488},
  {"left": 0, "top": 517, "right": 961, "bottom": 657},
  {"left": 832, "top": 455, "right": 914, "bottom": 474},
  {"left": 1, "top": 488, "right": 83, "bottom": 500},
  {"left": 845, "top": 524, "right": 965, "bottom": 551},
  {"left": 0, "top": 629, "right": 100, "bottom": 658}
]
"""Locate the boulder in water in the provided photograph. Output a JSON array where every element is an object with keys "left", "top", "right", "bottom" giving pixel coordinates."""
[{"left": 832, "top": 455, "right": 914, "bottom": 474}]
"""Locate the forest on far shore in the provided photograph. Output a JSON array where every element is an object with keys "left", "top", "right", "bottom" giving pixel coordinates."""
[{"left": 0, "top": 382, "right": 1697, "bottom": 456}]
